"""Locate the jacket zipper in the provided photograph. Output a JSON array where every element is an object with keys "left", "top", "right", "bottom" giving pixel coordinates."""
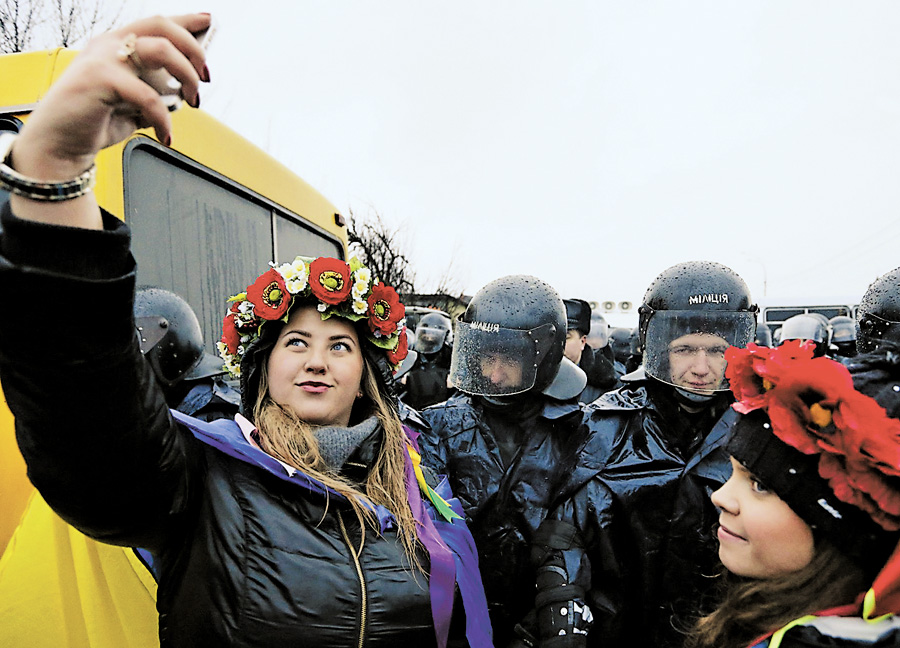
[{"left": 337, "top": 511, "right": 367, "bottom": 648}]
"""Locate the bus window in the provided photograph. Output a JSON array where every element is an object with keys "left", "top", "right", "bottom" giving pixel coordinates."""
[
  {"left": 126, "top": 141, "right": 277, "bottom": 353},
  {"left": 275, "top": 212, "right": 342, "bottom": 262},
  {"left": 809, "top": 306, "right": 852, "bottom": 320},
  {"left": 765, "top": 307, "right": 805, "bottom": 324}
]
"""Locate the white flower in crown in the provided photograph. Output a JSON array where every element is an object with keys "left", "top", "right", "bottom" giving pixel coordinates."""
[
  {"left": 276, "top": 258, "right": 310, "bottom": 294},
  {"left": 352, "top": 279, "right": 369, "bottom": 301},
  {"left": 355, "top": 267, "right": 371, "bottom": 284},
  {"left": 352, "top": 299, "right": 368, "bottom": 315},
  {"left": 317, "top": 302, "right": 328, "bottom": 312}
]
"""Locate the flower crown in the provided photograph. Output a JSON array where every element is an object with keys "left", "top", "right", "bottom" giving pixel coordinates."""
[
  {"left": 726, "top": 340, "right": 900, "bottom": 530},
  {"left": 217, "top": 256, "right": 409, "bottom": 378}
]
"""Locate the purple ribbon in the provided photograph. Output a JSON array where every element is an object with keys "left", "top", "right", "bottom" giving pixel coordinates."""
[{"left": 404, "top": 428, "right": 456, "bottom": 648}]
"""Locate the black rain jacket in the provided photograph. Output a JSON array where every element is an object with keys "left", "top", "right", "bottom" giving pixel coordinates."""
[
  {"left": 420, "top": 393, "right": 588, "bottom": 646},
  {"left": 538, "top": 379, "right": 735, "bottom": 648},
  {"left": 0, "top": 203, "right": 486, "bottom": 647}
]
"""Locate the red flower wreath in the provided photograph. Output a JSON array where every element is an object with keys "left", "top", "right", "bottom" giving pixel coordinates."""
[
  {"left": 367, "top": 283, "right": 405, "bottom": 336},
  {"left": 386, "top": 327, "right": 410, "bottom": 365},
  {"left": 246, "top": 269, "right": 291, "bottom": 320},
  {"left": 309, "top": 258, "right": 352, "bottom": 305},
  {"left": 727, "top": 342, "right": 900, "bottom": 530}
]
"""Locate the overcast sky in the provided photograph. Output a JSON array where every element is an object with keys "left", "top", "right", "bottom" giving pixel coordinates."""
[{"left": 124, "top": 2, "right": 900, "bottom": 327}]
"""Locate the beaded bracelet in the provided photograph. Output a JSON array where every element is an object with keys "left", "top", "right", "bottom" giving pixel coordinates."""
[{"left": 0, "top": 132, "right": 96, "bottom": 202}]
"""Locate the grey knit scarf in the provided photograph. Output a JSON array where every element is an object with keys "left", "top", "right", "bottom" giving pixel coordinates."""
[{"left": 314, "top": 416, "right": 379, "bottom": 470}]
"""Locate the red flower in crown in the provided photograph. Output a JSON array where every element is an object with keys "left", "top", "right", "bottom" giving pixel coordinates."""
[
  {"left": 387, "top": 327, "right": 410, "bottom": 365},
  {"left": 367, "top": 283, "right": 405, "bottom": 335},
  {"left": 727, "top": 341, "right": 817, "bottom": 414},
  {"left": 220, "top": 313, "right": 241, "bottom": 355},
  {"left": 247, "top": 269, "right": 291, "bottom": 320},
  {"left": 728, "top": 341, "right": 900, "bottom": 531},
  {"left": 309, "top": 257, "right": 352, "bottom": 305}
]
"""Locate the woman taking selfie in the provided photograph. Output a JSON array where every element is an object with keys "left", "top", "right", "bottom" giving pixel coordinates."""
[
  {"left": 0, "top": 13, "right": 490, "bottom": 647},
  {"left": 686, "top": 341, "right": 900, "bottom": 648}
]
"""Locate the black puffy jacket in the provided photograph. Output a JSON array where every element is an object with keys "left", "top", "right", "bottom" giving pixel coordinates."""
[
  {"left": 0, "top": 203, "right": 491, "bottom": 648},
  {"left": 420, "top": 393, "right": 588, "bottom": 646},
  {"left": 537, "top": 379, "right": 735, "bottom": 648}
]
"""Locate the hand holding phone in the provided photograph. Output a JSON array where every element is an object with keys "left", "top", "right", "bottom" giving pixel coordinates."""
[{"left": 139, "top": 18, "right": 217, "bottom": 111}]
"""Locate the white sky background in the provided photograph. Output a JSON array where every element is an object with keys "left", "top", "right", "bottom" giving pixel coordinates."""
[{"left": 121, "top": 1, "right": 900, "bottom": 325}]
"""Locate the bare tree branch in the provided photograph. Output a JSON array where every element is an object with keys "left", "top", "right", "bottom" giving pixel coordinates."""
[
  {"left": 0, "top": 0, "right": 42, "bottom": 53},
  {"left": 51, "top": 0, "right": 125, "bottom": 48},
  {"left": 347, "top": 207, "right": 416, "bottom": 295},
  {"left": 0, "top": 0, "right": 126, "bottom": 53}
]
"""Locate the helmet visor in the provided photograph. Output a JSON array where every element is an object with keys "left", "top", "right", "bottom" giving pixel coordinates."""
[
  {"left": 644, "top": 310, "right": 756, "bottom": 393},
  {"left": 450, "top": 320, "right": 542, "bottom": 396},
  {"left": 858, "top": 312, "right": 900, "bottom": 353},
  {"left": 415, "top": 326, "right": 449, "bottom": 355}
]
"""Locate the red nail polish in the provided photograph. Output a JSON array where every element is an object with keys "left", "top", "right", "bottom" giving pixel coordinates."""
[{"left": 203, "top": 65, "right": 211, "bottom": 82}]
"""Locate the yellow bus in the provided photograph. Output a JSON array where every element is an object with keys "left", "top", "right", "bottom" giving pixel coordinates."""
[{"left": 0, "top": 48, "right": 348, "bottom": 647}]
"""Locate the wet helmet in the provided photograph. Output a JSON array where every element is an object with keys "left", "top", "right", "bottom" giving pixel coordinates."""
[
  {"left": 778, "top": 313, "right": 830, "bottom": 358},
  {"left": 857, "top": 267, "right": 900, "bottom": 353},
  {"left": 414, "top": 311, "right": 452, "bottom": 355},
  {"left": 134, "top": 287, "right": 207, "bottom": 387},
  {"left": 829, "top": 315, "right": 858, "bottom": 358},
  {"left": 755, "top": 323, "right": 773, "bottom": 347},
  {"left": 450, "top": 275, "right": 585, "bottom": 399},
  {"left": 638, "top": 261, "right": 757, "bottom": 393}
]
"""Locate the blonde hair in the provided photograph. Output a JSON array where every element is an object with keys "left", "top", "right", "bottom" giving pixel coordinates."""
[
  {"left": 685, "top": 542, "right": 866, "bottom": 648},
  {"left": 252, "top": 353, "right": 424, "bottom": 572}
]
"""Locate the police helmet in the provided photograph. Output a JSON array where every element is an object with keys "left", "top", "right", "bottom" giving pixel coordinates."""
[
  {"left": 609, "top": 327, "right": 633, "bottom": 363},
  {"left": 414, "top": 311, "right": 452, "bottom": 355},
  {"left": 755, "top": 323, "right": 773, "bottom": 347},
  {"left": 450, "top": 275, "right": 586, "bottom": 399},
  {"left": 857, "top": 267, "right": 900, "bottom": 353},
  {"left": 587, "top": 312, "right": 610, "bottom": 349},
  {"left": 134, "top": 287, "right": 209, "bottom": 387},
  {"left": 638, "top": 261, "right": 757, "bottom": 393},
  {"left": 829, "top": 315, "right": 858, "bottom": 358},
  {"left": 778, "top": 313, "right": 830, "bottom": 357}
]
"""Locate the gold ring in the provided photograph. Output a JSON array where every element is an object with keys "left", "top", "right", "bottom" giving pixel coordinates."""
[{"left": 116, "top": 33, "right": 142, "bottom": 70}]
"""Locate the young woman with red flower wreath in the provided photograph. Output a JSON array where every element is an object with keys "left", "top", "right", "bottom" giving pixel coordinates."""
[
  {"left": 685, "top": 342, "right": 900, "bottom": 648},
  {"left": 0, "top": 14, "right": 492, "bottom": 648}
]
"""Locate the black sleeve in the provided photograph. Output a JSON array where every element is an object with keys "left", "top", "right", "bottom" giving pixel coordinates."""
[{"left": 0, "top": 201, "right": 202, "bottom": 552}]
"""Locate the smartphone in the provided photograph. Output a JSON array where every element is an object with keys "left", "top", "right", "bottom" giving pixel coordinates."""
[{"left": 140, "top": 17, "right": 217, "bottom": 112}]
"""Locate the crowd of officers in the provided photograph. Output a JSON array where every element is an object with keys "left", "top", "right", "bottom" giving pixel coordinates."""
[
  {"left": 8, "top": 261, "right": 900, "bottom": 648},
  {"left": 395, "top": 262, "right": 900, "bottom": 647}
]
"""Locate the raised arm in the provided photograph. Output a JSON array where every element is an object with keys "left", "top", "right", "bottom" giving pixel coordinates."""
[
  {"left": 8, "top": 13, "right": 210, "bottom": 229},
  {"left": 0, "top": 14, "right": 211, "bottom": 552}
]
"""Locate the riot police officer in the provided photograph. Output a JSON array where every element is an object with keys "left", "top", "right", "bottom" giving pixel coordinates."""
[
  {"left": 420, "top": 275, "right": 588, "bottom": 647},
  {"left": 754, "top": 322, "right": 773, "bottom": 347},
  {"left": 533, "top": 261, "right": 758, "bottom": 648},
  {"left": 401, "top": 310, "right": 454, "bottom": 409},
  {"left": 608, "top": 327, "right": 633, "bottom": 368},
  {"left": 829, "top": 315, "right": 858, "bottom": 359},
  {"left": 135, "top": 287, "right": 239, "bottom": 421},
  {"left": 777, "top": 313, "right": 830, "bottom": 358},
  {"left": 565, "top": 298, "right": 619, "bottom": 404},
  {"left": 857, "top": 266, "right": 900, "bottom": 353}
]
